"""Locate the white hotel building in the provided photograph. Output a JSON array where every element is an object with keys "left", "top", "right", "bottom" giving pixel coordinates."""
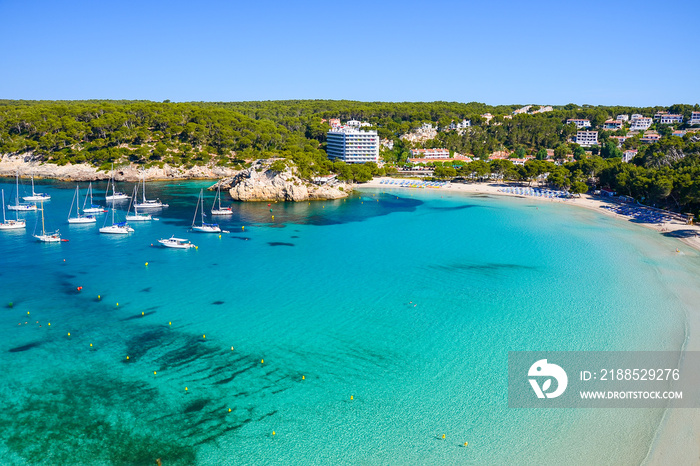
[{"left": 326, "top": 127, "right": 379, "bottom": 164}]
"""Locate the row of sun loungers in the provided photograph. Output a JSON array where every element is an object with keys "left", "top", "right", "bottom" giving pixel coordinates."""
[
  {"left": 498, "top": 187, "right": 567, "bottom": 198},
  {"left": 379, "top": 180, "right": 448, "bottom": 188},
  {"left": 599, "top": 205, "right": 675, "bottom": 223}
]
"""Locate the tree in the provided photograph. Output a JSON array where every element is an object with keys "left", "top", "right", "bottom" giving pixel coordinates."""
[
  {"left": 570, "top": 181, "right": 589, "bottom": 195},
  {"left": 600, "top": 141, "right": 622, "bottom": 159}
]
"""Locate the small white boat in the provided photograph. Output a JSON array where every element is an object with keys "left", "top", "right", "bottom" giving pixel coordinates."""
[
  {"left": 105, "top": 165, "right": 130, "bottom": 201},
  {"left": 67, "top": 185, "right": 96, "bottom": 224},
  {"left": 99, "top": 197, "right": 133, "bottom": 234},
  {"left": 82, "top": 183, "right": 106, "bottom": 214},
  {"left": 23, "top": 172, "right": 51, "bottom": 201},
  {"left": 34, "top": 201, "right": 63, "bottom": 243},
  {"left": 8, "top": 171, "right": 37, "bottom": 211},
  {"left": 158, "top": 236, "right": 196, "bottom": 249},
  {"left": 211, "top": 182, "right": 232, "bottom": 215},
  {"left": 0, "top": 189, "right": 26, "bottom": 230},
  {"left": 99, "top": 223, "right": 134, "bottom": 234},
  {"left": 134, "top": 170, "right": 168, "bottom": 209},
  {"left": 125, "top": 185, "right": 152, "bottom": 222},
  {"left": 191, "top": 189, "right": 221, "bottom": 233}
]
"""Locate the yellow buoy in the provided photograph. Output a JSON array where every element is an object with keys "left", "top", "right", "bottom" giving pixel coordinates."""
[
  {"left": 442, "top": 434, "right": 445, "bottom": 439},
  {"left": 67, "top": 332, "right": 71, "bottom": 336},
  {"left": 464, "top": 442, "right": 468, "bottom": 447},
  {"left": 98, "top": 295, "right": 101, "bottom": 300},
  {"left": 261, "top": 359, "right": 264, "bottom": 364},
  {"left": 242, "top": 226, "right": 245, "bottom": 230},
  {"left": 203, "top": 334, "right": 206, "bottom": 339},
  {"left": 141, "top": 311, "right": 145, "bottom": 316},
  {"left": 195, "top": 246, "right": 198, "bottom": 250},
  {"left": 228, "top": 408, "right": 232, "bottom": 412},
  {"left": 218, "top": 235, "right": 221, "bottom": 238},
  {"left": 185, "top": 387, "right": 188, "bottom": 392},
  {"left": 145, "top": 262, "right": 148, "bottom": 266},
  {"left": 153, "top": 371, "right": 157, "bottom": 375},
  {"left": 116, "top": 303, "right": 119, "bottom": 307},
  {"left": 89, "top": 343, "right": 93, "bottom": 347},
  {"left": 302, "top": 375, "right": 305, "bottom": 380},
  {"left": 48, "top": 322, "right": 51, "bottom": 326},
  {"left": 169, "top": 321, "right": 172, "bottom": 326},
  {"left": 272, "top": 431, "right": 276, "bottom": 436},
  {"left": 271, "top": 215, "right": 274, "bottom": 220},
  {"left": 350, "top": 395, "right": 353, "bottom": 400},
  {"left": 126, "top": 356, "right": 129, "bottom": 360},
  {"left": 231, "top": 346, "right": 234, "bottom": 351}
]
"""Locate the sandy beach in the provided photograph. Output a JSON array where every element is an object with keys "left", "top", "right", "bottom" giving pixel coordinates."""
[
  {"left": 360, "top": 177, "right": 700, "bottom": 253},
  {"left": 360, "top": 177, "right": 700, "bottom": 466}
]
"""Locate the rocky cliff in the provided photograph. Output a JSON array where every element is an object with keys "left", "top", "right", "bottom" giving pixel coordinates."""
[
  {"left": 0, "top": 154, "right": 239, "bottom": 181},
  {"left": 222, "top": 160, "right": 351, "bottom": 202}
]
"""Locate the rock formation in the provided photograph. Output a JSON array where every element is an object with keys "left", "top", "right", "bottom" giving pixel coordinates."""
[
  {"left": 0, "top": 154, "right": 239, "bottom": 181},
  {"left": 222, "top": 159, "right": 351, "bottom": 202}
]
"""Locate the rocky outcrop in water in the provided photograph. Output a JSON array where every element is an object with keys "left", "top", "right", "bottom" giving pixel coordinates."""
[{"left": 221, "top": 159, "right": 351, "bottom": 202}]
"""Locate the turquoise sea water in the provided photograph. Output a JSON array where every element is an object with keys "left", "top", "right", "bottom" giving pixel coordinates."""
[{"left": 1, "top": 179, "right": 698, "bottom": 465}]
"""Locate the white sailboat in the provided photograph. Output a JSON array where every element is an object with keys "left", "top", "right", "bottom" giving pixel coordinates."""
[
  {"left": 210, "top": 182, "right": 232, "bottom": 215},
  {"left": 158, "top": 236, "right": 196, "bottom": 249},
  {"left": 34, "top": 201, "right": 62, "bottom": 242},
  {"left": 8, "top": 171, "right": 37, "bottom": 211},
  {"left": 105, "top": 165, "right": 130, "bottom": 202},
  {"left": 99, "top": 197, "right": 134, "bottom": 234},
  {"left": 0, "top": 189, "right": 26, "bottom": 230},
  {"left": 23, "top": 172, "right": 51, "bottom": 201},
  {"left": 67, "top": 185, "right": 96, "bottom": 224},
  {"left": 134, "top": 171, "right": 168, "bottom": 209},
  {"left": 191, "top": 189, "right": 221, "bottom": 233},
  {"left": 83, "top": 183, "right": 106, "bottom": 214},
  {"left": 125, "top": 185, "right": 152, "bottom": 222}
]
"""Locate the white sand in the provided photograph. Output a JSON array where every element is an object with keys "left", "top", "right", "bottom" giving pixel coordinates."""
[
  {"left": 360, "top": 177, "right": 700, "bottom": 253},
  {"left": 359, "top": 177, "right": 700, "bottom": 465}
]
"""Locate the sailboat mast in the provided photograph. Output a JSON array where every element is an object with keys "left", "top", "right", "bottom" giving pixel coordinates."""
[
  {"left": 2, "top": 190, "right": 6, "bottom": 223},
  {"left": 15, "top": 171, "right": 20, "bottom": 207},
  {"left": 192, "top": 191, "right": 199, "bottom": 227},
  {"left": 40, "top": 202, "right": 45, "bottom": 235},
  {"left": 68, "top": 186, "right": 76, "bottom": 219}
]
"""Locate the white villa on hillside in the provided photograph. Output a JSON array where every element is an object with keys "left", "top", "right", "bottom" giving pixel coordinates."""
[
  {"left": 567, "top": 119, "right": 591, "bottom": 129},
  {"left": 622, "top": 150, "right": 638, "bottom": 163},
  {"left": 630, "top": 117, "right": 653, "bottom": 131},
  {"left": 575, "top": 131, "right": 598, "bottom": 147},
  {"left": 603, "top": 119, "right": 623, "bottom": 130},
  {"left": 659, "top": 114, "right": 683, "bottom": 124}
]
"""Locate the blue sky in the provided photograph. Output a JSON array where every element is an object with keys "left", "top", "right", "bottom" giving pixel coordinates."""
[{"left": 1, "top": 0, "right": 698, "bottom": 106}]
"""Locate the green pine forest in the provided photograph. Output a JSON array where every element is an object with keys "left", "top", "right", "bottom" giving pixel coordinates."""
[{"left": 1, "top": 99, "right": 700, "bottom": 214}]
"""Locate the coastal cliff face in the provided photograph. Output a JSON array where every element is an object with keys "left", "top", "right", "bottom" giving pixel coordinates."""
[
  {"left": 223, "top": 160, "right": 351, "bottom": 202},
  {"left": 0, "top": 154, "right": 239, "bottom": 181}
]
